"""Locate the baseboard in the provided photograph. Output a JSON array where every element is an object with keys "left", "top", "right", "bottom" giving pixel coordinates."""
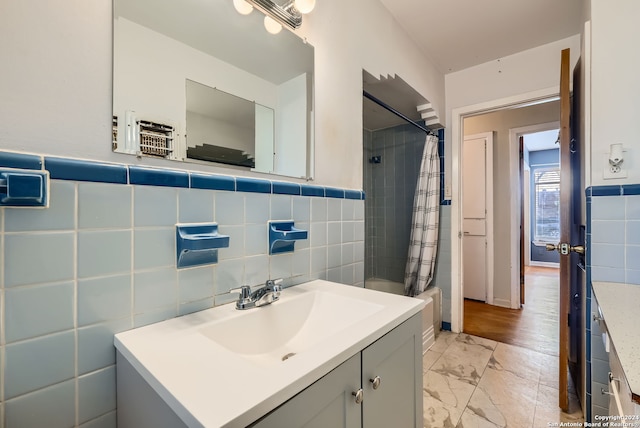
[
  {"left": 493, "top": 298, "right": 512, "bottom": 308},
  {"left": 529, "top": 261, "right": 559, "bottom": 268},
  {"left": 422, "top": 326, "right": 435, "bottom": 354}
]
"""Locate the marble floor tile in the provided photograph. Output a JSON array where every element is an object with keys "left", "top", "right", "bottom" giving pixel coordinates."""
[
  {"left": 423, "top": 332, "right": 583, "bottom": 428},
  {"left": 538, "top": 352, "right": 560, "bottom": 390},
  {"left": 455, "top": 334, "right": 497, "bottom": 352},
  {"left": 466, "top": 364, "right": 538, "bottom": 428},
  {"left": 431, "top": 331, "right": 458, "bottom": 353},
  {"left": 431, "top": 336, "right": 495, "bottom": 386},
  {"left": 532, "top": 384, "right": 582, "bottom": 427},
  {"left": 488, "top": 342, "right": 542, "bottom": 384},
  {"left": 423, "top": 370, "right": 476, "bottom": 428},
  {"left": 423, "top": 350, "right": 443, "bottom": 373},
  {"left": 457, "top": 405, "right": 506, "bottom": 428}
]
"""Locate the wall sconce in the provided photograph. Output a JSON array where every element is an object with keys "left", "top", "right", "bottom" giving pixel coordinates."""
[{"left": 233, "top": 0, "right": 315, "bottom": 33}]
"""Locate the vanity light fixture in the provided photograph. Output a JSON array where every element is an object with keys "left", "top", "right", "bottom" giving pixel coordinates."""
[
  {"left": 263, "top": 15, "right": 283, "bottom": 34},
  {"left": 294, "top": 0, "right": 316, "bottom": 14},
  {"left": 237, "top": 0, "right": 316, "bottom": 31},
  {"left": 233, "top": 0, "right": 254, "bottom": 15}
]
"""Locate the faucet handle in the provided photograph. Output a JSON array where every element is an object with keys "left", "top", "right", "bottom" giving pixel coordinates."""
[
  {"left": 229, "top": 285, "right": 252, "bottom": 299},
  {"left": 266, "top": 278, "right": 283, "bottom": 288}
]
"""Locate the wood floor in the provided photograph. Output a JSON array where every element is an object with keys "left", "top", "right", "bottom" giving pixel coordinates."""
[{"left": 463, "top": 265, "right": 559, "bottom": 356}]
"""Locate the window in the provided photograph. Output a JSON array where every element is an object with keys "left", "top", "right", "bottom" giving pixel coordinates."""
[{"left": 533, "top": 167, "right": 560, "bottom": 242}]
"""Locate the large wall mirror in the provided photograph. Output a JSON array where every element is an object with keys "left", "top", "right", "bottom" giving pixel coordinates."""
[{"left": 112, "top": 0, "right": 315, "bottom": 179}]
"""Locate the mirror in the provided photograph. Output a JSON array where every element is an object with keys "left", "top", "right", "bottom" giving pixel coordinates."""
[
  {"left": 185, "top": 81, "right": 275, "bottom": 170},
  {"left": 112, "top": 0, "right": 314, "bottom": 178}
]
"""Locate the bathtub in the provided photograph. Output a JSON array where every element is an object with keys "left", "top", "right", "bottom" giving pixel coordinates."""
[{"left": 364, "top": 278, "right": 441, "bottom": 353}]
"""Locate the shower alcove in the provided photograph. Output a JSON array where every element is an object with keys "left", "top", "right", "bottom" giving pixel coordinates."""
[{"left": 362, "top": 71, "right": 443, "bottom": 352}]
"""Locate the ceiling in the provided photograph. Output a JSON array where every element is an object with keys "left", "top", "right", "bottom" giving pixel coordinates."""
[
  {"left": 524, "top": 129, "right": 559, "bottom": 152},
  {"left": 379, "top": 0, "right": 584, "bottom": 74},
  {"left": 364, "top": 0, "right": 583, "bottom": 131}
]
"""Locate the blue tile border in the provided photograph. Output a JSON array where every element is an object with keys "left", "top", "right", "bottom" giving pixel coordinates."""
[
  {"left": 301, "top": 185, "right": 324, "bottom": 197},
  {"left": 273, "top": 181, "right": 301, "bottom": 195},
  {"left": 590, "top": 185, "right": 622, "bottom": 196},
  {"left": 0, "top": 152, "right": 42, "bottom": 170},
  {"left": 45, "top": 157, "right": 128, "bottom": 184},
  {"left": 345, "top": 190, "right": 361, "bottom": 200},
  {"left": 586, "top": 185, "right": 640, "bottom": 197},
  {"left": 190, "top": 173, "right": 235, "bottom": 191},
  {"left": 236, "top": 177, "right": 271, "bottom": 194},
  {"left": 325, "top": 187, "right": 345, "bottom": 199},
  {"left": 129, "top": 166, "right": 189, "bottom": 188},
  {"left": 623, "top": 184, "right": 640, "bottom": 195},
  {"left": 0, "top": 150, "right": 365, "bottom": 201}
]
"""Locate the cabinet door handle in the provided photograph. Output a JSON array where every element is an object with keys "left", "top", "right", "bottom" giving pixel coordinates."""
[
  {"left": 369, "top": 376, "right": 381, "bottom": 390},
  {"left": 352, "top": 389, "right": 363, "bottom": 404}
]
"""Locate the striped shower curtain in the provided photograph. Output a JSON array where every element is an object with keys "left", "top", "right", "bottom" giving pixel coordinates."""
[{"left": 404, "top": 134, "right": 440, "bottom": 297}]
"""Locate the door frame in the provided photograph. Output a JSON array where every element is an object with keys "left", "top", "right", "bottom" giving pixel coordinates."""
[
  {"left": 509, "top": 122, "right": 560, "bottom": 306},
  {"left": 462, "top": 132, "right": 494, "bottom": 304},
  {"left": 450, "top": 86, "right": 560, "bottom": 333}
]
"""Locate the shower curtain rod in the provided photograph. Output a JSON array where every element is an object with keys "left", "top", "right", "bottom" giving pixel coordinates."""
[{"left": 363, "top": 90, "right": 433, "bottom": 135}]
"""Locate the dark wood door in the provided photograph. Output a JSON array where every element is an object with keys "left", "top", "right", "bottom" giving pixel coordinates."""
[
  {"left": 555, "top": 47, "right": 584, "bottom": 411},
  {"left": 569, "top": 56, "right": 585, "bottom": 409},
  {"left": 558, "top": 47, "right": 572, "bottom": 411},
  {"left": 519, "top": 136, "right": 525, "bottom": 306}
]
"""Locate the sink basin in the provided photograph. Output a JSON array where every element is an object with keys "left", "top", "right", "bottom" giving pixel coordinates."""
[
  {"left": 199, "top": 290, "right": 383, "bottom": 366},
  {"left": 114, "top": 279, "right": 424, "bottom": 427}
]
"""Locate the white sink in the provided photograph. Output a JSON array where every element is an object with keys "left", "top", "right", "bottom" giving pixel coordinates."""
[
  {"left": 199, "top": 289, "right": 383, "bottom": 366},
  {"left": 115, "top": 280, "right": 424, "bottom": 427}
]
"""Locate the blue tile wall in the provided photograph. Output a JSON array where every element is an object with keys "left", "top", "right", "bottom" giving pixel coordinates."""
[
  {"left": 587, "top": 186, "right": 640, "bottom": 285},
  {"left": 363, "top": 125, "right": 449, "bottom": 319},
  {"left": 0, "top": 149, "right": 365, "bottom": 427},
  {"left": 585, "top": 184, "right": 640, "bottom": 421}
]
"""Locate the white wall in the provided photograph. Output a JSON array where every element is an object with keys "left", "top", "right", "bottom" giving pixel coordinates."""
[
  {"left": 445, "top": 35, "right": 581, "bottom": 193},
  {"left": 0, "top": 0, "right": 444, "bottom": 190},
  {"left": 589, "top": 0, "right": 640, "bottom": 186}
]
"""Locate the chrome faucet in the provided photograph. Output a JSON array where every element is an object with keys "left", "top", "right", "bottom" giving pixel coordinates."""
[{"left": 230, "top": 279, "right": 283, "bottom": 310}]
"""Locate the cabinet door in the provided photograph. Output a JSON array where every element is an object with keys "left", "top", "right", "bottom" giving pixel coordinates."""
[
  {"left": 362, "top": 314, "right": 422, "bottom": 428},
  {"left": 250, "top": 353, "right": 362, "bottom": 428}
]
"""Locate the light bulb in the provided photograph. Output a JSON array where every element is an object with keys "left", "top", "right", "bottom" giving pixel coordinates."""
[
  {"left": 294, "top": 0, "right": 316, "bottom": 14},
  {"left": 264, "top": 16, "right": 282, "bottom": 34},
  {"left": 233, "top": 0, "right": 253, "bottom": 15}
]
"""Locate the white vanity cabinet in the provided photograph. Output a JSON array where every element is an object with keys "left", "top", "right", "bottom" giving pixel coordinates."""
[
  {"left": 250, "top": 313, "right": 423, "bottom": 428},
  {"left": 115, "top": 280, "right": 426, "bottom": 427}
]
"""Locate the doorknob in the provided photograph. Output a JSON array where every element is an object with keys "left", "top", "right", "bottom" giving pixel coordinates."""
[{"left": 545, "top": 243, "right": 584, "bottom": 255}]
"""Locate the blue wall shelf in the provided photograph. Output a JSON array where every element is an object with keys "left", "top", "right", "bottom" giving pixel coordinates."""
[
  {"left": 0, "top": 169, "right": 49, "bottom": 207},
  {"left": 269, "top": 220, "right": 308, "bottom": 255},
  {"left": 176, "top": 223, "right": 230, "bottom": 268}
]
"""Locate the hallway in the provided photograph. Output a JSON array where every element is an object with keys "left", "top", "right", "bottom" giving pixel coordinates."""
[{"left": 463, "top": 266, "right": 559, "bottom": 356}]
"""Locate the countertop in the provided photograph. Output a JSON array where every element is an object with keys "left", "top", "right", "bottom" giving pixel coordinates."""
[
  {"left": 592, "top": 281, "right": 640, "bottom": 404},
  {"left": 114, "top": 280, "right": 425, "bottom": 427}
]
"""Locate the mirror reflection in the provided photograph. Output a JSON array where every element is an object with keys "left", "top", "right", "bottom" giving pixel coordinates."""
[
  {"left": 185, "top": 81, "right": 275, "bottom": 170},
  {"left": 112, "top": 0, "right": 314, "bottom": 178}
]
